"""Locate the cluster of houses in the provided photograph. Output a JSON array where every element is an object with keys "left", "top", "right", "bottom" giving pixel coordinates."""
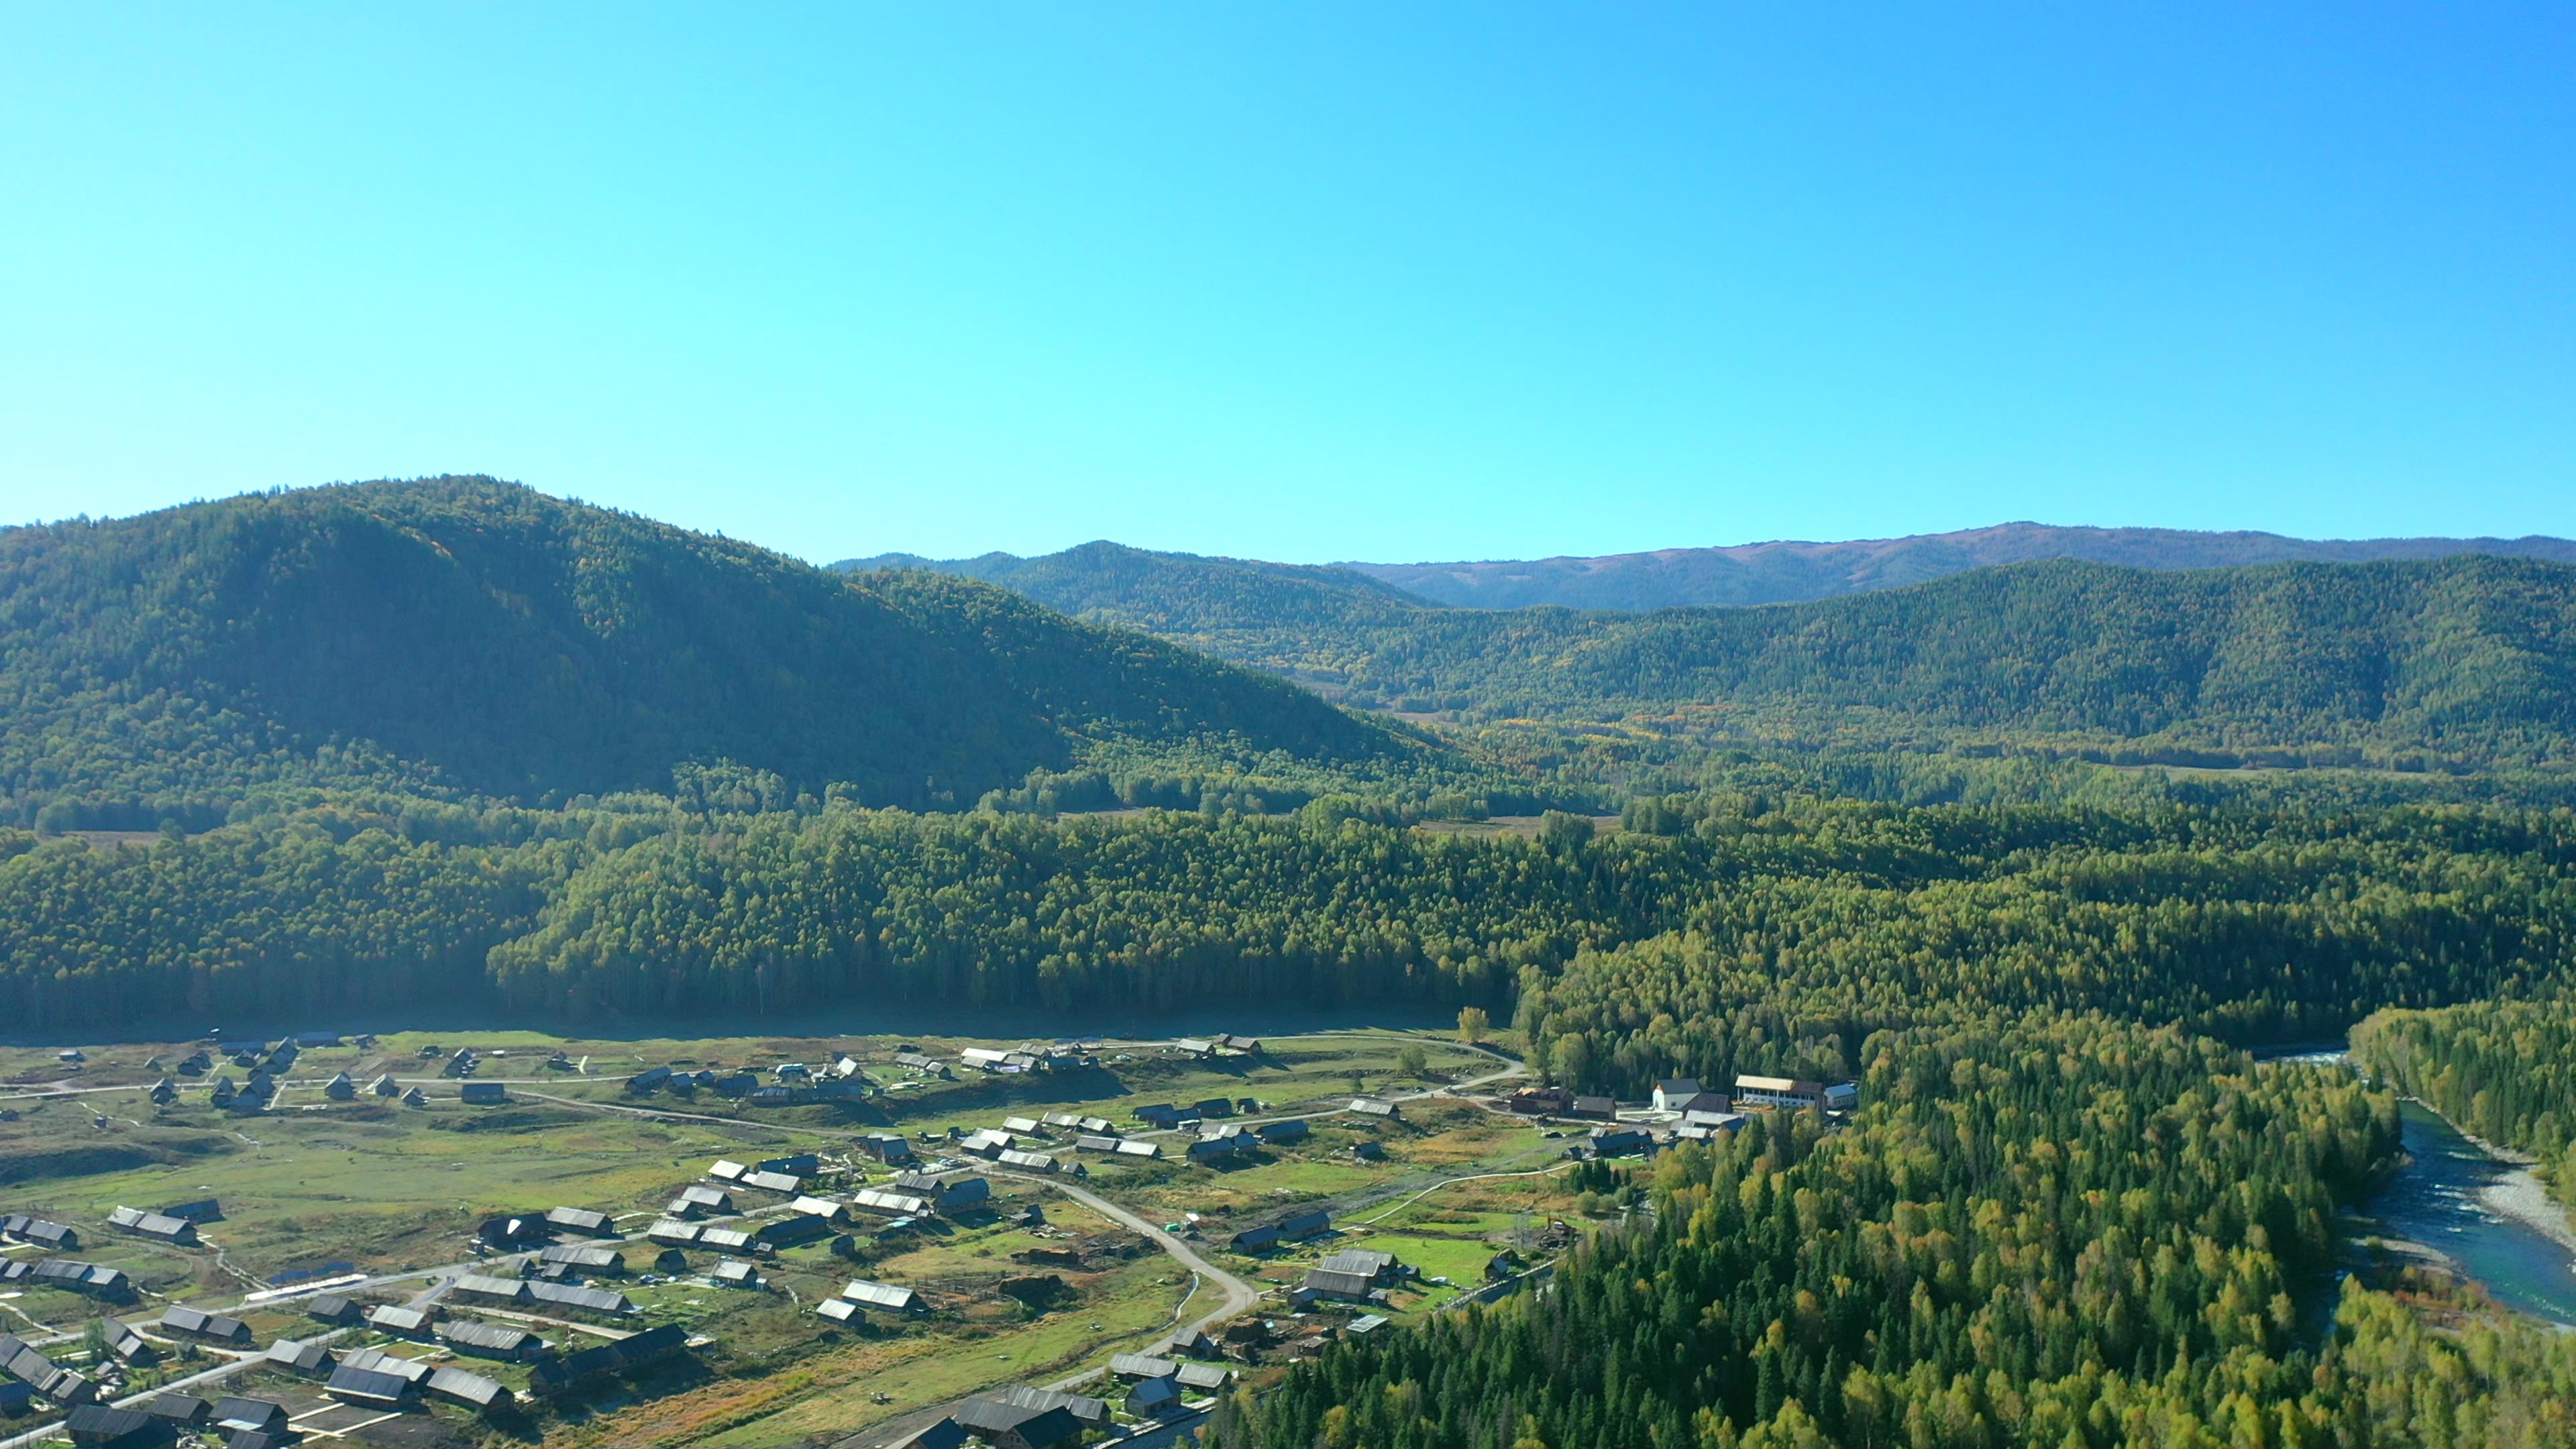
[
  {"left": 1299, "top": 1247, "right": 1411, "bottom": 1306},
  {"left": 0, "top": 1214, "right": 81, "bottom": 1252},
  {"left": 54, "top": 1392, "right": 307, "bottom": 1448},
  {"left": 1503, "top": 1073, "right": 1860, "bottom": 1159},
  {"left": 643, "top": 1156, "right": 998, "bottom": 1267},
  {"left": 0, "top": 1254, "right": 133, "bottom": 1301},
  {"left": 1168, "top": 1034, "right": 1264, "bottom": 1059},
  {"left": 625, "top": 1057, "right": 872, "bottom": 1106},
  {"left": 1, "top": 1332, "right": 99, "bottom": 1414},
  {"left": 896, "top": 1334, "right": 1236, "bottom": 1448},
  {"left": 955, "top": 1044, "right": 1085, "bottom": 1076}
]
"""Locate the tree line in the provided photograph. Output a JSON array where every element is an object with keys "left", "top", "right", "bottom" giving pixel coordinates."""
[{"left": 7, "top": 796, "right": 2574, "bottom": 1046}]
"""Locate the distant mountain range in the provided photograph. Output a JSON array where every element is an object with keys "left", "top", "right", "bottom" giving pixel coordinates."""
[
  {"left": 849, "top": 523, "right": 2576, "bottom": 612},
  {"left": 841, "top": 538, "right": 2576, "bottom": 769}
]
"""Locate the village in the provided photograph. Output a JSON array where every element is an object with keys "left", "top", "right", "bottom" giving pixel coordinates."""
[{"left": 0, "top": 1028, "right": 1859, "bottom": 1449}]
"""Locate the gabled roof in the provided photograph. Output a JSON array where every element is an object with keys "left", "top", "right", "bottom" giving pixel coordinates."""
[
  {"left": 426, "top": 1365, "right": 511, "bottom": 1410},
  {"left": 1303, "top": 1268, "right": 1378, "bottom": 1298},
  {"left": 526, "top": 1281, "right": 631, "bottom": 1315},
  {"left": 160, "top": 1306, "right": 250, "bottom": 1340},
  {"left": 142, "top": 1392, "right": 209, "bottom": 1423},
  {"left": 545, "top": 1205, "right": 611, "bottom": 1234},
  {"left": 900, "top": 1420, "right": 970, "bottom": 1449},
  {"left": 210, "top": 1397, "right": 288, "bottom": 1432},
  {"left": 1318, "top": 1248, "right": 1397, "bottom": 1277},
  {"left": 325, "top": 1364, "right": 417, "bottom": 1405},
  {"left": 449, "top": 1274, "right": 529, "bottom": 1302},
  {"left": 955, "top": 1399, "right": 1084, "bottom": 1447},
  {"left": 438, "top": 1319, "right": 541, "bottom": 1353},
  {"left": 1127, "top": 1375, "right": 1183, "bottom": 1409},
  {"left": 841, "top": 1279, "right": 920, "bottom": 1311},
  {"left": 338, "top": 1348, "right": 435, "bottom": 1384},
  {"left": 62, "top": 1405, "right": 158, "bottom": 1444},
  {"left": 983, "top": 1383, "right": 1110, "bottom": 1427},
  {"left": 262, "top": 1338, "right": 335, "bottom": 1373}
]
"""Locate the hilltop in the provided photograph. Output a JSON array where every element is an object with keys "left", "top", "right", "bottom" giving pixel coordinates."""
[{"left": 0, "top": 479, "right": 1473, "bottom": 826}]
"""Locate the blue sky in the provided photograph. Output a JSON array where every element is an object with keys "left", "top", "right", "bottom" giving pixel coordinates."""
[{"left": 5, "top": 5, "right": 2571, "bottom": 564}]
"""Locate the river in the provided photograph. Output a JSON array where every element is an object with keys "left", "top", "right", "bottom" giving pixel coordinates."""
[{"left": 2361, "top": 1100, "right": 2576, "bottom": 1328}]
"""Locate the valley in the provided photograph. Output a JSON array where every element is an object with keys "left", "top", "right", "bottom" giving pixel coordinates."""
[{"left": 0, "top": 1026, "right": 1582, "bottom": 1448}]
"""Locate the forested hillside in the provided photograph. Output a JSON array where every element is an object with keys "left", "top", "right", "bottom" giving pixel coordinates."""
[
  {"left": 851, "top": 542, "right": 2576, "bottom": 771},
  {"left": 0, "top": 480, "right": 1477, "bottom": 826},
  {"left": 1210, "top": 1016, "right": 2576, "bottom": 1449},
  {"left": 1348, "top": 521, "right": 2576, "bottom": 609}
]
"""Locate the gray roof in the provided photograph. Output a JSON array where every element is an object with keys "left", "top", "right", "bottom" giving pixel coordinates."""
[
  {"left": 545, "top": 1205, "right": 610, "bottom": 1234},
  {"left": 449, "top": 1274, "right": 529, "bottom": 1301},
  {"left": 437, "top": 1319, "right": 539, "bottom": 1352},
  {"left": 262, "top": 1338, "right": 335, "bottom": 1373},
  {"left": 211, "top": 1397, "right": 288, "bottom": 1431},
  {"left": 1176, "top": 1361, "right": 1232, "bottom": 1389},
  {"left": 527, "top": 1281, "right": 631, "bottom": 1314},
  {"left": 841, "top": 1279, "right": 920, "bottom": 1310},
  {"left": 426, "top": 1365, "right": 511, "bottom": 1409},
  {"left": 1304, "top": 1268, "right": 1379, "bottom": 1298},
  {"left": 325, "top": 1364, "right": 417, "bottom": 1405},
  {"left": 368, "top": 1305, "right": 431, "bottom": 1333},
  {"left": 983, "top": 1383, "right": 1110, "bottom": 1428},
  {"left": 338, "top": 1348, "right": 435, "bottom": 1384}
]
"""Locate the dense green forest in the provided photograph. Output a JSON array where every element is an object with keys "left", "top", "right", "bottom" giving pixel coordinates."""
[
  {"left": 859, "top": 539, "right": 2576, "bottom": 775},
  {"left": 2353, "top": 998, "right": 2576, "bottom": 1209},
  {"left": 9, "top": 798, "right": 2572, "bottom": 1051},
  {"left": 1208, "top": 1014, "right": 2576, "bottom": 1449},
  {"left": 0, "top": 479, "right": 1487, "bottom": 827}
]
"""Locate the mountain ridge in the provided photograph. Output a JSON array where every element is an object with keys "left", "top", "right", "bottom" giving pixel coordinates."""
[
  {"left": 1344, "top": 521, "right": 2576, "bottom": 609},
  {"left": 847, "top": 521, "right": 2576, "bottom": 612},
  {"left": 844, "top": 539, "right": 2576, "bottom": 771}
]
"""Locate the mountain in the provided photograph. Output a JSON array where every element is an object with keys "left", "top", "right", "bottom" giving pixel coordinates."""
[
  {"left": 1299, "top": 556, "right": 2576, "bottom": 764},
  {"left": 840, "top": 540, "right": 1430, "bottom": 631},
  {"left": 1342, "top": 522, "right": 2576, "bottom": 610},
  {"left": 0, "top": 479, "right": 1467, "bottom": 824},
  {"left": 849, "top": 539, "right": 2576, "bottom": 769}
]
